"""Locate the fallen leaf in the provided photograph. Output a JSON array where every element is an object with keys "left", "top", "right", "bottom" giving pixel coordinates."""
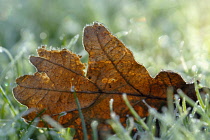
[{"left": 13, "top": 22, "right": 205, "bottom": 139}]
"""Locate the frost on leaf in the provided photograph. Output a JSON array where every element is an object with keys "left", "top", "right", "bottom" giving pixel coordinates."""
[{"left": 13, "top": 23, "right": 206, "bottom": 139}]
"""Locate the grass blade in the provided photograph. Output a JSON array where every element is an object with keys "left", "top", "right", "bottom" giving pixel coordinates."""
[
  {"left": 122, "top": 93, "right": 149, "bottom": 131},
  {"left": 0, "top": 85, "right": 16, "bottom": 116},
  {"left": 72, "top": 87, "right": 88, "bottom": 140}
]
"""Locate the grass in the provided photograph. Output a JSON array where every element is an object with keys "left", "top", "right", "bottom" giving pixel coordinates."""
[{"left": 1, "top": 0, "right": 210, "bottom": 139}]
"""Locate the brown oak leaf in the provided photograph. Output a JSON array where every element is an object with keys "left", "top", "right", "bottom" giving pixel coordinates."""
[{"left": 13, "top": 22, "right": 204, "bottom": 139}]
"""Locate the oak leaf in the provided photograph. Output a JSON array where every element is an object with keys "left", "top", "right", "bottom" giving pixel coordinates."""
[{"left": 13, "top": 23, "right": 203, "bottom": 139}]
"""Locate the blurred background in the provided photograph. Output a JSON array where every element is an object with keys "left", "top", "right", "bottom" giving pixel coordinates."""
[
  {"left": 1, "top": 0, "right": 210, "bottom": 120},
  {"left": 1, "top": 0, "right": 210, "bottom": 139}
]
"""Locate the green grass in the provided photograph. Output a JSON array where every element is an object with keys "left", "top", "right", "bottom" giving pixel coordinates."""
[{"left": 1, "top": 0, "right": 210, "bottom": 139}]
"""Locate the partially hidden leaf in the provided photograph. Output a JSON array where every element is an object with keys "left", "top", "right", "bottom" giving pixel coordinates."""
[{"left": 13, "top": 22, "right": 206, "bottom": 139}]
